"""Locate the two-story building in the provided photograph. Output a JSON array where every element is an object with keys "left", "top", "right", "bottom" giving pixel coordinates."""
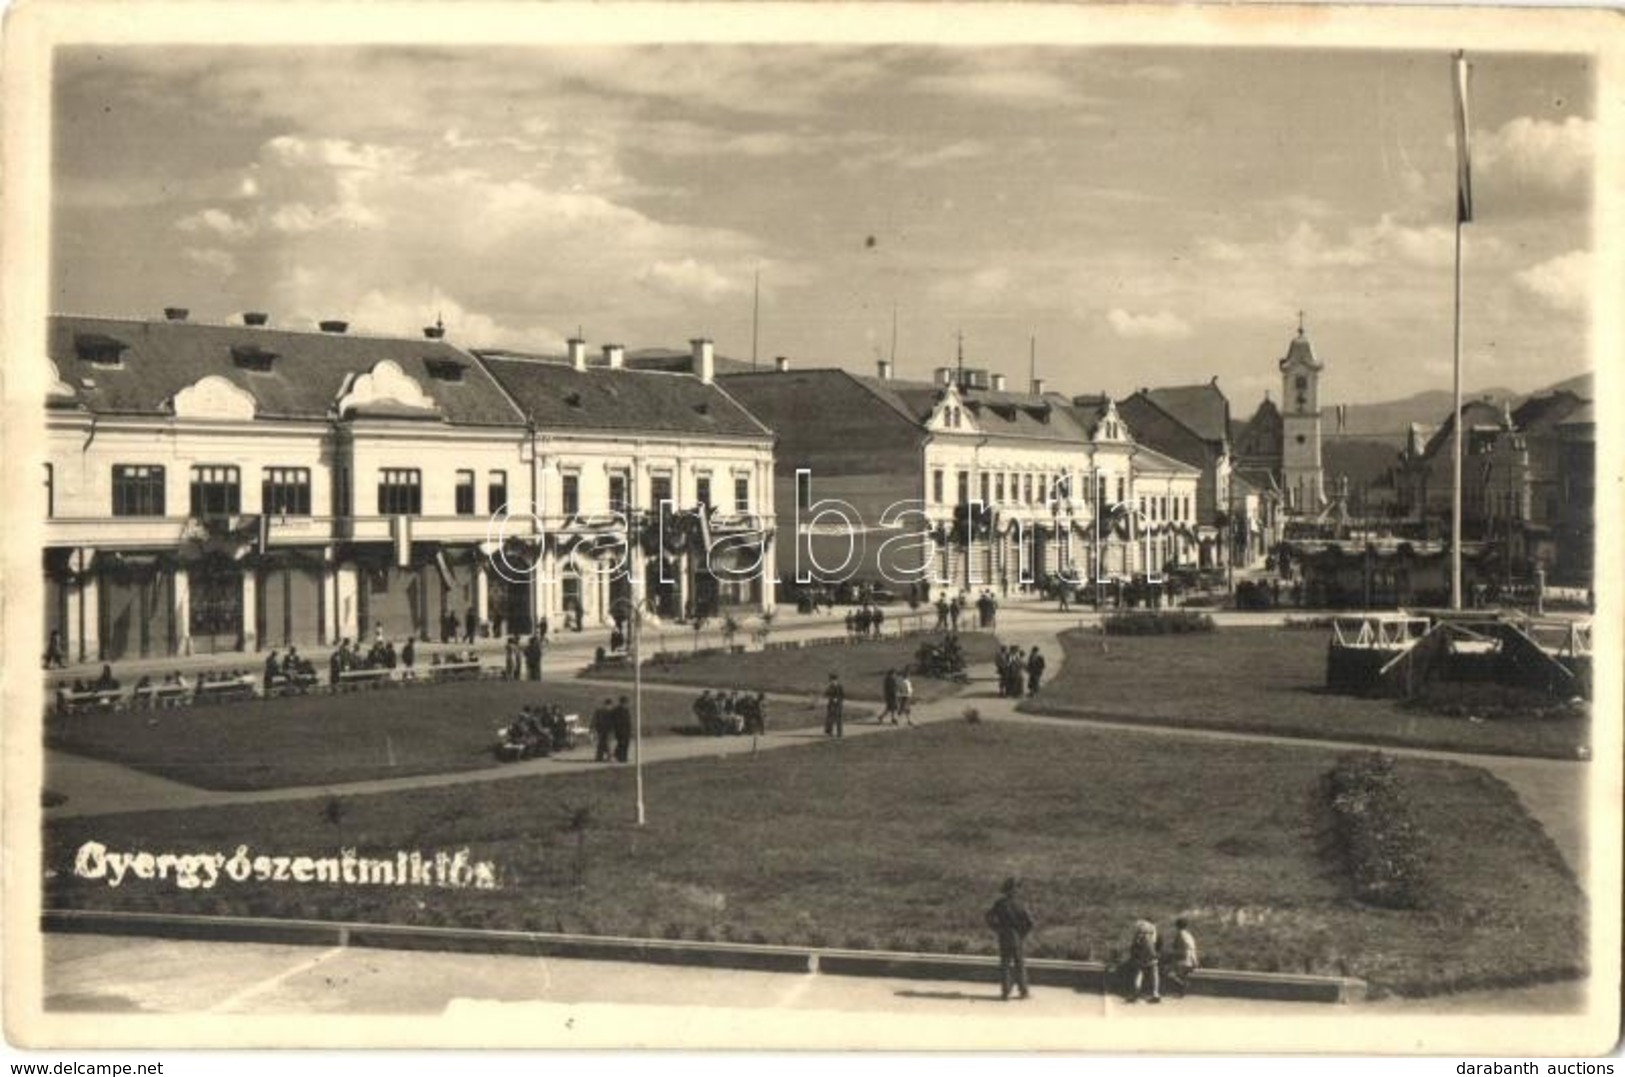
[
  {"left": 474, "top": 338, "right": 776, "bottom": 628},
  {"left": 43, "top": 312, "right": 526, "bottom": 661}
]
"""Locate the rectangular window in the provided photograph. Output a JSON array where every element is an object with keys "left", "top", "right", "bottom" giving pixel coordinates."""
[
  {"left": 956, "top": 471, "right": 970, "bottom": 506},
  {"left": 980, "top": 473, "right": 991, "bottom": 505},
  {"left": 561, "top": 473, "right": 580, "bottom": 517},
  {"left": 488, "top": 470, "right": 508, "bottom": 515},
  {"left": 455, "top": 470, "right": 477, "bottom": 516},
  {"left": 1116, "top": 477, "right": 1126, "bottom": 505},
  {"left": 189, "top": 464, "right": 241, "bottom": 518},
  {"left": 649, "top": 473, "right": 673, "bottom": 513},
  {"left": 1097, "top": 475, "right": 1108, "bottom": 507},
  {"left": 995, "top": 474, "right": 1006, "bottom": 503},
  {"left": 44, "top": 463, "right": 54, "bottom": 519},
  {"left": 1160, "top": 496, "right": 1169, "bottom": 520},
  {"left": 734, "top": 475, "right": 749, "bottom": 513},
  {"left": 1023, "top": 475, "right": 1033, "bottom": 504},
  {"left": 695, "top": 475, "right": 712, "bottom": 510},
  {"left": 608, "top": 473, "right": 628, "bottom": 516},
  {"left": 378, "top": 468, "right": 422, "bottom": 516},
  {"left": 932, "top": 469, "right": 945, "bottom": 504},
  {"left": 112, "top": 465, "right": 166, "bottom": 517},
  {"left": 796, "top": 470, "right": 812, "bottom": 511},
  {"left": 262, "top": 467, "right": 312, "bottom": 517}
]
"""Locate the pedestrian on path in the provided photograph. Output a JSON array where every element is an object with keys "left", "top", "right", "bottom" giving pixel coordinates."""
[
  {"left": 525, "top": 633, "right": 543, "bottom": 681},
  {"left": 881, "top": 668, "right": 899, "bottom": 724},
  {"left": 898, "top": 669, "right": 915, "bottom": 726},
  {"left": 985, "top": 877, "right": 1034, "bottom": 1001},
  {"left": 612, "top": 695, "right": 633, "bottom": 763},
  {"left": 994, "top": 647, "right": 1010, "bottom": 698},
  {"left": 823, "top": 672, "right": 845, "bottom": 738},
  {"left": 592, "top": 698, "right": 614, "bottom": 762},
  {"left": 1026, "top": 646, "right": 1046, "bottom": 696}
]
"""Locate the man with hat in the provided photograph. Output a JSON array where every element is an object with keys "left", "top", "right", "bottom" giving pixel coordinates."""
[{"left": 985, "top": 877, "right": 1035, "bottom": 1001}]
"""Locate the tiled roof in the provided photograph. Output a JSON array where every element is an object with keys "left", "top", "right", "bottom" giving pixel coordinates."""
[
  {"left": 1134, "top": 444, "right": 1203, "bottom": 475},
  {"left": 476, "top": 353, "right": 771, "bottom": 439},
  {"left": 1421, "top": 400, "right": 1504, "bottom": 461},
  {"left": 1511, "top": 390, "right": 1587, "bottom": 435},
  {"left": 621, "top": 348, "right": 758, "bottom": 377},
  {"left": 1556, "top": 401, "right": 1594, "bottom": 428},
  {"left": 1136, "top": 383, "right": 1231, "bottom": 445},
  {"left": 47, "top": 315, "right": 523, "bottom": 426},
  {"left": 851, "top": 375, "right": 1092, "bottom": 443}
]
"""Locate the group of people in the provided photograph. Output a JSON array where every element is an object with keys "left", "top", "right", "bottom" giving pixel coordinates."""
[
  {"left": 263, "top": 648, "right": 320, "bottom": 693},
  {"left": 986, "top": 878, "right": 1200, "bottom": 1004},
  {"left": 995, "top": 645, "right": 1045, "bottom": 698},
  {"left": 495, "top": 703, "right": 575, "bottom": 761},
  {"left": 843, "top": 605, "right": 888, "bottom": 640},
  {"left": 501, "top": 634, "right": 545, "bottom": 681},
  {"left": 692, "top": 689, "right": 768, "bottom": 736},
  {"left": 878, "top": 667, "right": 917, "bottom": 725},
  {"left": 328, "top": 635, "right": 412, "bottom": 682},
  {"left": 590, "top": 696, "right": 635, "bottom": 762}
]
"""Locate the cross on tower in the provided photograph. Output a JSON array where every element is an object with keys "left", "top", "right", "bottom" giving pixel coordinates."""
[{"left": 1297, "top": 309, "right": 1306, "bottom": 336}]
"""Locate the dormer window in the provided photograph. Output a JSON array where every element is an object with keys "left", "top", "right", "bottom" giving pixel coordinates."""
[
  {"left": 425, "top": 358, "right": 466, "bottom": 382},
  {"left": 74, "top": 332, "right": 127, "bottom": 367},
  {"left": 231, "top": 344, "right": 279, "bottom": 372}
]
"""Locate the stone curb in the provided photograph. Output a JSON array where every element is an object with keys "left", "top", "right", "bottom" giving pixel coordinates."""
[{"left": 42, "top": 908, "right": 1364, "bottom": 1004}]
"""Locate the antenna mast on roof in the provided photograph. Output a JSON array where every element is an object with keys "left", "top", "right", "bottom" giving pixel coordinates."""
[
  {"left": 955, "top": 329, "right": 964, "bottom": 386},
  {"left": 890, "top": 303, "right": 898, "bottom": 369},
  {"left": 1029, "top": 333, "right": 1036, "bottom": 391},
  {"left": 751, "top": 268, "right": 760, "bottom": 371}
]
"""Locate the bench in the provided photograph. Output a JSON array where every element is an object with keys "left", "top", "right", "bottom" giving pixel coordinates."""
[
  {"left": 335, "top": 668, "right": 394, "bottom": 692},
  {"left": 265, "top": 672, "right": 320, "bottom": 698},
  {"left": 194, "top": 678, "right": 257, "bottom": 704},
  {"left": 56, "top": 689, "right": 125, "bottom": 715},
  {"left": 131, "top": 684, "right": 190, "bottom": 709},
  {"left": 425, "top": 661, "right": 482, "bottom": 682}
]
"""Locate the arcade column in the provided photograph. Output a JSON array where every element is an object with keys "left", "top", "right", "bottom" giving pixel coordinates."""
[
  {"left": 240, "top": 571, "right": 258, "bottom": 652},
  {"left": 173, "top": 566, "right": 192, "bottom": 656}
]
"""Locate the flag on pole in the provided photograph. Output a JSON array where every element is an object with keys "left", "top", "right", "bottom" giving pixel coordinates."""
[{"left": 1452, "top": 50, "right": 1474, "bottom": 224}]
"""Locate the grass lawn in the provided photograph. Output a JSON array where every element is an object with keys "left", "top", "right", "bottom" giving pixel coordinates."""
[
  {"left": 582, "top": 630, "right": 999, "bottom": 704},
  {"left": 45, "top": 679, "right": 826, "bottom": 792},
  {"left": 43, "top": 721, "right": 1583, "bottom": 997},
  {"left": 1021, "top": 628, "right": 1590, "bottom": 760}
]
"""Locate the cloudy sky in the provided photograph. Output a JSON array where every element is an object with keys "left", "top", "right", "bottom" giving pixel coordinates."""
[{"left": 52, "top": 45, "right": 1594, "bottom": 406}]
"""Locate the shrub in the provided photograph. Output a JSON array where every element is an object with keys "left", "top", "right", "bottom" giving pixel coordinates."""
[
  {"left": 1322, "top": 751, "right": 1433, "bottom": 909},
  {"left": 963, "top": 706, "right": 982, "bottom": 724},
  {"left": 1402, "top": 681, "right": 1581, "bottom": 722},
  {"left": 1103, "top": 610, "right": 1216, "bottom": 636}
]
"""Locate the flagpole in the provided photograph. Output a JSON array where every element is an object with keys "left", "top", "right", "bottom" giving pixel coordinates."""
[
  {"left": 633, "top": 517, "right": 646, "bottom": 825},
  {"left": 1449, "top": 49, "right": 1472, "bottom": 611},
  {"left": 1450, "top": 211, "right": 1464, "bottom": 610}
]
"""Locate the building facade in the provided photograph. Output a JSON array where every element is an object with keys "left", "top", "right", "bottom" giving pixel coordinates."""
[{"left": 43, "top": 315, "right": 774, "bottom": 663}]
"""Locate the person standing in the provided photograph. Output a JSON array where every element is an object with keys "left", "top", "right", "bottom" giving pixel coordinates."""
[
  {"left": 1057, "top": 578, "right": 1071, "bottom": 612},
  {"left": 44, "top": 629, "right": 66, "bottom": 670},
  {"left": 1126, "top": 917, "right": 1161, "bottom": 1003},
  {"left": 612, "top": 695, "right": 633, "bottom": 763},
  {"left": 985, "top": 877, "right": 1034, "bottom": 1001},
  {"left": 994, "top": 646, "right": 1010, "bottom": 698},
  {"left": 881, "top": 668, "right": 899, "bottom": 724},
  {"left": 1166, "top": 918, "right": 1199, "bottom": 998},
  {"left": 935, "top": 595, "right": 950, "bottom": 631},
  {"left": 948, "top": 596, "right": 961, "bottom": 632},
  {"left": 898, "top": 668, "right": 915, "bottom": 726},
  {"left": 1026, "top": 646, "right": 1046, "bottom": 696},
  {"left": 401, "top": 636, "right": 415, "bottom": 674},
  {"left": 823, "top": 672, "right": 845, "bottom": 738},
  {"left": 525, "top": 633, "right": 543, "bottom": 681},
  {"left": 592, "top": 698, "right": 614, "bottom": 762},
  {"left": 464, "top": 606, "right": 478, "bottom": 645}
]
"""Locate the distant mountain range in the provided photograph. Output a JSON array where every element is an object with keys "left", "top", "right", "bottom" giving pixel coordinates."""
[{"left": 1331, "top": 371, "right": 1592, "bottom": 443}]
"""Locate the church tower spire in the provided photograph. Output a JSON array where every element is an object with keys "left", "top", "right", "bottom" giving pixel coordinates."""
[{"left": 1279, "top": 315, "right": 1326, "bottom": 512}]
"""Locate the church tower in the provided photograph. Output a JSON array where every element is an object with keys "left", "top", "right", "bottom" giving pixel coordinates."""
[{"left": 1279, "top": 314, "right": 1326, "bottom": 512}]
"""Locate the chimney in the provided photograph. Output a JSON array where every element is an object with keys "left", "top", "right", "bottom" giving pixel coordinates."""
[
  {"left": 935, "top": 366, "right": 955, "bottom": 387},
  {"left": 774, "top": 356, "right": 791, "bottom": 373},
  {"left": 603, "top": 344, "right": 625, "bottom": 370},
  {"left": 318, "top": 320, "right": 349, "bottom": 334},
  {"left": 691, "top": 337, "right": 715, "bottom": 385},
  {"left": 242, "top": 311, "right": 269, "bottom": 327},
  {"left": 423, "top": 321, "right": 446, "bottom": 340},
  {"left": 163, "top": 307, "right": 189, "bottom": 323},
  {"left": 877, "top": 359, "right": 894, "bottom": 381},
  {"left": 1031, "top": 377, "right": 1046, "bottom": 396},
  {"left": 567, "top": 339, "right": 587, "bottom": 371},
  {"left": 991, "top": 373, "right": 1008, "bottom": 392}
]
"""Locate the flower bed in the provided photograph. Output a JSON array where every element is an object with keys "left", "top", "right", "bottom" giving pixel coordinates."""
[{"left": 1321, "top": 751, "right": 1432, "bottom": 910}]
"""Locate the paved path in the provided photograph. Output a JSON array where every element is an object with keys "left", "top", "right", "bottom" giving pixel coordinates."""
[{"left": 43, "top": 933, "right": 1586, "bottom": 1031}]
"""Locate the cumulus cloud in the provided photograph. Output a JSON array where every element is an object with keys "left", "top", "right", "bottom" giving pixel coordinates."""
[
  {"left": 1106, "top": 308, "right": 1192, "bottom": 340},
  {"left": 177, "top": 207, "right": 257, "bottom": 241},
  {"left": 636, "top": 259, "right": 747, "bottom": 304},
  {"left": 183, "top": 247, "right": 239, "bottom": 277},
  {"left": 1475, "top": 116, "right": 1594, "bottom": 197},
  {"left": 1515, "top": 250, "right": 1591, "bottom": 313}
]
